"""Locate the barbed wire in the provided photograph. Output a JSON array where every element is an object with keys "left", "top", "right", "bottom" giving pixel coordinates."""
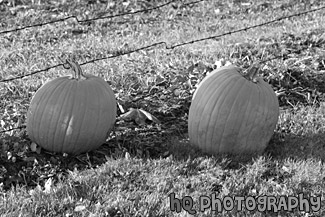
[
  {"left": 1, "top": 4, "right": 324, "bottom": 134},
  {"left": 1, "top": 4, "right": 324, "bottom": 83},
  {"left": 0, "top": 64, "right": 65, "bottom": 82},
  {"left": 0, "top": 0, "right": 204, "bottom": 35},
  {"left": 79, "top": 0, "right": 204, "bottom": 23},
  {"left": 0, "top": 42, "right": 168, "bottom": 83},
  {"left": 168, "top": 4, "right": 325, "bottom": 49},
  {"left": 0, "top": 126, "right": 26, "bottom": 134},
  {"left": 0, "top": 44, "right": 321, "bottom": 135}
]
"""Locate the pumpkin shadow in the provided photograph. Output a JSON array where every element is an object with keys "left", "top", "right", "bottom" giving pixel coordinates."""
[
  {"left": 265, "top": 131, "right": 325, "bottom": 162},
  {"left": 164, "top": 137, "right": 270, "bottom": 170},
  {"left": 164, "top": 130, "right": 325, "bottom": 170}
]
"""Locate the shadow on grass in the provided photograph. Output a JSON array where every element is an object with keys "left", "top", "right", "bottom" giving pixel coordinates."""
[
  {"left": 164, "top": 130, "right": 325, "bottom": 171},
  {"left": 163, "top": 136, "right": 268, "bottom": 170},
  {"left": 265, "top": 131, "right": 325, "bottom": 162},
  {"left": 1, "top": 124, "right": 323, "bottom": 191}
]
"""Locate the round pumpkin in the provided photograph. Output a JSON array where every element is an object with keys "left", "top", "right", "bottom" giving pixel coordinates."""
[
  {"left": 188, "top": 64, "right": 279, "bottom": 155},
  {"left": 26, "top": 59, "right": 117, "bottom": 154}
]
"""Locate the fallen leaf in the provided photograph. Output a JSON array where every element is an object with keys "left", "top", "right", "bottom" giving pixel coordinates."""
[
  {"left": 30, "top": 142, "right": 38, "bottom": 152},
  {"left": 125, "top": 152, "right": 130, "bottom": 160},
  {"left": 44, "top": 178, "right": 52, "bottom": 194},
  {"left": 138, "top": 109, "right": 160, "bottom": 124},
  {"left": 120, "top": 108, "right": 160, "bottom": 125},
  {"left": 117, "top": 99, "right": 125, "bottom": 113},
  {"left": 74, "top": 205, "right": 86, "bottom": 212}
]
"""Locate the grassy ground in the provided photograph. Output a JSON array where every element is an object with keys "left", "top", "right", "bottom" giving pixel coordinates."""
[{"left": 0, "top": 0, "right": 325, "bottom": 216}]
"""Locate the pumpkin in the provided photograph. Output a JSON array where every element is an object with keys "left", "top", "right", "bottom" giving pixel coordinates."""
[
  {"left": 26, "top": 59, "right": 117, "bottom": 154},
  {"left": 188, "top": 64, "right": 279, "bottom": 155}
]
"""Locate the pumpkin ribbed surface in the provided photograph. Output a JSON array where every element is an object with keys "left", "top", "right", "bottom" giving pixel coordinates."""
[
  {"left": 26, "top": 63, "right": 116, "bottom": 154},
  {"left": 188, "top": 65, "right": 279, "bottom": 155}
]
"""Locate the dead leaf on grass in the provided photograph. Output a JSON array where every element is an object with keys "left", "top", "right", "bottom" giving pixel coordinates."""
[
  {"left": 120, "top": 108, "right": 160, "bottom": 125},
  {"left": 30, "top": 142, "right": 41, "bottom": 154},
  {"left": 74, "top": 205, "right": 86, "bottom": 212}
]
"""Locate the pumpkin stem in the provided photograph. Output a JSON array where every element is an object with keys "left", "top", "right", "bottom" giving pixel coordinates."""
[
  {"left": 244, "top": 65, "right": 260, "bottom": 83},
  {"left": 64, "top": 59, "right": 87, "bottom": 80}
]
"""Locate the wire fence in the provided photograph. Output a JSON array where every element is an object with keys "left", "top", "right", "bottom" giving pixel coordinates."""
[
  {"left": 1, "top": 3, "right": 324, "bottom": 83},
  {"left": 1, "top": 1, "right": 325, "bottom": 134},
  {"left": 0, "top": 0, "right": 204, "bottom": 35}
]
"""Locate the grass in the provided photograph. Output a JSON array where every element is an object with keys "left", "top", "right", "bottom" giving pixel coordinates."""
[{"left": 1, "top": 0, "right": 325, "bottom": 216}]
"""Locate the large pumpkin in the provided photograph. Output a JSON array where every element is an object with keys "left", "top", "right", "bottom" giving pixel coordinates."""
[
  {"left": 188, "top": 65, "right": 279, "bottom": 155},
  {"left": 26, "top": 59, "right": 117, "bottom": 154}
]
